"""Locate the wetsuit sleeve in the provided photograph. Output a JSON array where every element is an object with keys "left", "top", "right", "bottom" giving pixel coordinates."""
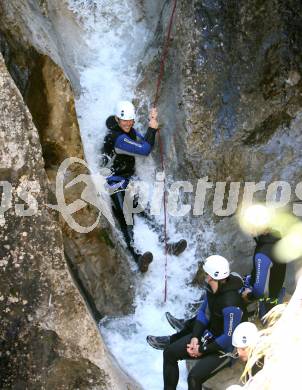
[
  {"left": 199, "top": 306, "right": 242, "bottom": 354},
  {"left": 143, "top": 127, "right": 157, "bottom": 148},
  {"left": 100, "top": 133, "right": 114, "bottom": 168},
  {"left": 247, "top": 253, "right": 272, "bottom": 300},
  {"left": 191, "top": 298, "right": 209, "bottom": 339},
  {"left": 102, "top": 133, "right": 115, "bottom": 157},
  {"left": 134, "top": 128, "right": 157, "bottom": 148},
  {"left": 114, "top": 128, "right": 156, "bottom": 157},
  {"left": 134, "top": 130, "right": 145, "bottom": 140},
  {"left": 244, "top": 274, "right": 252, "bottom": 289}
]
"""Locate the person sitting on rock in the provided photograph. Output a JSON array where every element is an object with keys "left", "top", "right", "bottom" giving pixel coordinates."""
[
  {"left": 101, "top": 100, "right": 187, "bottom": 272},
  {"left": 232, "top": 322, "right": 263, "bottom": 379},
  {"left": 147, "top": 255, "right": 245, "bottom": 390}
]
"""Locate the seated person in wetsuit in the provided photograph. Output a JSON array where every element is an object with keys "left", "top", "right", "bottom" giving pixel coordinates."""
[
  {"left": 148, "top": 255, "right": 245, "bottom": 390},
  {"left": 225, "top": 322, "right": 263, "bottom": 389}
]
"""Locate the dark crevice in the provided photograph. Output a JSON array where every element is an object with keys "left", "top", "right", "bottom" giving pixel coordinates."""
[
  {"left": 0, "top": 30, "right": 52, "bottom": 165},
  {"left": 242, "top": 111, "right": 292, "bottom": 145},
  {"left": 64, "top": 250, "right": 103, "bottom": 323}
]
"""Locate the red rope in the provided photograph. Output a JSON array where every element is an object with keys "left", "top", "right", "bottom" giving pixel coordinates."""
[
  {"left": 153, "top": 0, "right": 178, "bottom": 108},
  {"left": 153, "top": 0, "right": 178, "bottom": 303}
]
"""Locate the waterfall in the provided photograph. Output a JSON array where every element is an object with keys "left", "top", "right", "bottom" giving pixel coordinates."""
[{"left": 46, "top": 1, "right": 205, "bottom": 388}]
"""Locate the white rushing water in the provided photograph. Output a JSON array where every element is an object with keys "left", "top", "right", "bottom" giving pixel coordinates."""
[{"left": 66, "top": 1, "right": 207, "bottom": 388}]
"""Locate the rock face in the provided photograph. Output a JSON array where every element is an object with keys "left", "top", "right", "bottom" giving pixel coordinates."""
[
  {"left": 141, "top": 0, "right": 302, "bottom": 283},
  {"left": 0, "top": 2, "right": 139, "bottom": 388},
  {"left": 0, "top": 3, "right": 135, "bottom": 318},
  {"left": 0, "top": 53, "right": 140, "bottom": 389},
  {"left": 1, "top": 0, "right": 302, "bottom": 388},
  {"left": 22, "top": 53, "right": 135, "bottom": 318},
  {"left": 163, "top": 0, "right": 302, "bottom": 177},
  {"left": 0, "top": 0, "right": 88, "bottom": 90}
]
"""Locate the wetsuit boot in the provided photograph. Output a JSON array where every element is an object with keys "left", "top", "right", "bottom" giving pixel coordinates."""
[
  {"left": 165, "top": 312, "right": 186, "bottom": 332},
  {"left": 146, "top": 335, "right": 170, "bottom": 350},
  {"left": 111, "top": 191, "right": 153, "bottom": 272},
  {"left": 129, "top": 246, "right": 153, "bottom": 273},
  {"left": 166, "top": 239, "right": 187, "bottom": 256},
  {"left": 136, "top": 251, "right": 153, "bottom": 273}
]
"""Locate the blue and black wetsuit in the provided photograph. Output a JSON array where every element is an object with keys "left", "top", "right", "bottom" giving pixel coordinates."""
[
  {"left": 246, "top": 231, "right": 286, "bottom": 315},
  {"left": 102, "top": 116, "right": 157, "bottom": 182},
  {"left": 163, "top": 274, "right": 244, "bottom": 390},
  {"left": 101, "top": 116, "right": 157, "bottom": 260}
]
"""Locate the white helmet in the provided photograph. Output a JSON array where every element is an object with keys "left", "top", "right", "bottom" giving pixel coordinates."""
[
  {"left": 202, "top": 255, "right": 230, "bottom": 280},
  {"left": 232, "top": 322, "right": 259, "bottom": 348},
  {"left": 115, "top": 100, "right": 135, "bottom": 120}
]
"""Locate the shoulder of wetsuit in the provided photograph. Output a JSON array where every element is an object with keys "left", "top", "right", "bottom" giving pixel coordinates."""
[
  {"left": 256, "top": 231, "right": 281, "bottom": 245},
  {"left": 106, "top": 115, "right": 120, "bottom": 131},
  {"left": 218, "top": 276, "right": 244, "bottom": 307},
  {"left": 221, "top": 274, "right": 244, "bottom": 292},
  {"left": 251, "top": 357, "right": 264, "bottom": 376},
  {"left": 255, "top": 232, "right": 281, "bottom": 262}
]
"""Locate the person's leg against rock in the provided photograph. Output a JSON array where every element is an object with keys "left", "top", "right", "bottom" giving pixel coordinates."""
[
  {"left": 110, "top": 190, "right": 152, "bottom": 272},
  {"left": 111, "top": 191, "right": 135, "bottom": 250}
]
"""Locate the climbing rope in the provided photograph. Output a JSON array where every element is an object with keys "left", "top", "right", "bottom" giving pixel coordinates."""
[
  {"left": 153, "top": 0, "right": 178, "bottom": 108},
  {"left": 153, "top": 0, "right": 178, "bottom": 303}
]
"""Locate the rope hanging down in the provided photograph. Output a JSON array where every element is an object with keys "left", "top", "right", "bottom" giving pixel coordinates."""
[{"left": 153, "top": 0, "right": 178, "bottom": 303}]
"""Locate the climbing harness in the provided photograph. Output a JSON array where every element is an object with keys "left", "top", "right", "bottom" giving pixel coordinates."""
[{"left": 153, "top": 0, "right": 178, "bottom": 302}]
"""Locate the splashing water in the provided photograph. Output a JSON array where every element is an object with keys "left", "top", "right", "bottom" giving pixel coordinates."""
[
  {"left": 66, "top": 1, "right": 209, "bottom": 388},
  {"left": 67, "top": 0, "right": 149, "bottom": 173}
]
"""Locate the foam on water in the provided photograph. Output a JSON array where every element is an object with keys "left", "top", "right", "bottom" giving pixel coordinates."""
[{"left": 66, "top": 1, "right": 211, "bottom": 388}]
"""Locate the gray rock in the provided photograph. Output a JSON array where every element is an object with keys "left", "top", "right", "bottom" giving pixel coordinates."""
[{"left": 0, "top": 53, "right": 139, "bottom": 389}]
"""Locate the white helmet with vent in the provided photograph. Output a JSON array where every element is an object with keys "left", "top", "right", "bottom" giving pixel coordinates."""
[
  {"left": 202, "top": 255, "right": 230, "bottom": 280},
  {"left": 116, "top": 101, "right": 135, "bottom": 120},
  {"left": 232, "top": 322, "right": 259, "bottom": 348}
]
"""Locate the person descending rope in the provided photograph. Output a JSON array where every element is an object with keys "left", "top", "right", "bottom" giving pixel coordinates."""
[
  {"left": 101, "top": 101, "right": 187, "bottom": 272},
  {"left": 147, "top": 255, "right": 244, "bottom": 390}
]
